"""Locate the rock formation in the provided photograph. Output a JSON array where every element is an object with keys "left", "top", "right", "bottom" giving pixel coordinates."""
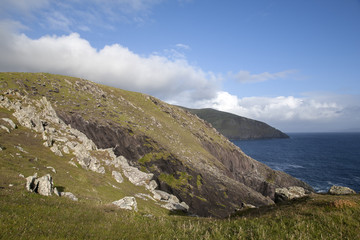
[
  {"left": 113, "top": 197, "right": 138, "bottom": 211},
  {"left": 25, "top": 173, "right": 58, "bottom": 196},
  {"left": 275, "top": 186, "right": 308, "bottom": 202},
  {"left": 328, "top": 185, "right": 356, "bottom": 195}
]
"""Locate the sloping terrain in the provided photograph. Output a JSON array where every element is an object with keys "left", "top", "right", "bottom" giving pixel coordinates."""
[
  {"left": 0, "top": 72, "right": 312, "bottom": 217},
  {"left": 183, "top": 108, "right": 289, "bottom": 140}
]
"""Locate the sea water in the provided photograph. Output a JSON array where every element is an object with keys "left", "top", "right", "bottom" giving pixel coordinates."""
[{"left": 232, "top": 133, "right": 360, "bottom": 193}]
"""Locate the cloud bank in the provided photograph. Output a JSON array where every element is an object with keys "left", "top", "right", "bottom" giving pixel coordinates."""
[
  {"left": 0, "top": 24, "right": 218, "bottom": 104},
  {"left": 231, "top": 70, "right": 296, "bottom": 83},
  {"left": 195, "top": 91, "right": 360, "bottom": 132}
]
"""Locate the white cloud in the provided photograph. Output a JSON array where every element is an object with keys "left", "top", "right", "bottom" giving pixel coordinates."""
[
  {"left": 0, "top": 26, "right": 219, "bottom": 104},
  {"left": 192, "top": 91, "right": 360, "bottom": 132},
  {"left": 231, "top": 69, "right": 296, "bottom": 83},
  {"left": 176, "top": 43, "right": 191, "bottom": 50}
]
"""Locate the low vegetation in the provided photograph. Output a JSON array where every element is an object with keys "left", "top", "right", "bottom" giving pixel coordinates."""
[{"left": 1, "top": 183, "right": 360, "bottom": 239}]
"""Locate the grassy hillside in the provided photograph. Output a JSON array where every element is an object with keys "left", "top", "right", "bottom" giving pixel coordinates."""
[
  {"left": 1, "top": 72, "right": 360, "bottom": 239},
  {"left": 183, "top": 108, "right": 289, "bottom": 140},
  {"left": 0, "top": 72, "right": 312, "bottom": 218}
]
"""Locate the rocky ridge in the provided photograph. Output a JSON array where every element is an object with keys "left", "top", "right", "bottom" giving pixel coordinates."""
[
  {"left": 0, "top": 89, "right": 188, "bottom": 212},
  {"left": 183, "top": 108, "right": 289, "bottom": 140}
]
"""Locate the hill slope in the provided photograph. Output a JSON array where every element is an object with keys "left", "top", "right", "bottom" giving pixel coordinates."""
[
  {"left": 0, "top": 72, "right": 312, "bottom": 217},
  {"left": 183, "top": 108, "right": 289, "bottom": 140}
]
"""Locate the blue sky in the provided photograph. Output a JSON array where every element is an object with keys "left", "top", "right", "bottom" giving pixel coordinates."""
[{"left": 1, "top": 0, "right": 360, "bottom": 132}]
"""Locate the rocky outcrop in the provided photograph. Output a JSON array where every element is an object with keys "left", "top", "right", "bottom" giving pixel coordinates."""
[
  {"left": 328, "top": 185, "right": 356, "bottom": 195},
  {"left": 275, "top": 186, "right": 308, "bottom": 202},
  {"left": 1, "top": 91, "right": 105, "bottom": 174},
  {"left": 112, "top": 197, "right": 138, "bottom": 211},
  {"left": 25, "top": 173, "right": 58, "bottom": 196},
  {"left": 153, "top": 190, "right": 189, "bottom": 211}
]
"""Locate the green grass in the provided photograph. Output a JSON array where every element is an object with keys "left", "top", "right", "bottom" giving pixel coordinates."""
[
  {"left": 1, "top": 183, "right": 360, "bottom": 239},
  {"left": 158, "top": 172, "right": 193, "bottom": 190}
]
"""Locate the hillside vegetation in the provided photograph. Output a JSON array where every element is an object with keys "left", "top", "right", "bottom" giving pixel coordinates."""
[{"left": 0, "top": 72, "right": 311, "bottom": 218}]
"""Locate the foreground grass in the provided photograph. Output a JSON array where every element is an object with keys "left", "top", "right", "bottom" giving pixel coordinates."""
[{"left": 1, "top": 182, "right": 360, "bottom": 240}]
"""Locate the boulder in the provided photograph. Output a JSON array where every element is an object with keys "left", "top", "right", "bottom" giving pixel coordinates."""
[
  {"left": 121, "top": 164, "right": 153, "bottom": 186},
  {"left": 146, "top": 180, "right": 158, "bottom": 191},
  {"left": 153, "top": 190, "right": 172, "bottom": 201},
  {"left": 328, "top": 185, "right": 356, "bottom": 195},
  {"left": 275, "top": 186, "right": 307, "bottom": 202},
  {"left": 25, "top": 173, "right": 38, "bottom": 192},
  {"left": 112, "top": 171, "right": 124, "bottom": 184},
  {"left": 112, "top": 197, "right": 138, "bottom": 211},
  {"left": 25, "top": 173, "right": 56, "bottom": 196},
  {"left": 61, "top": 192, "right": 78, "bottom": 201},
  {"left": 34, "top": 174, "right": 54, "bottom": 196}
]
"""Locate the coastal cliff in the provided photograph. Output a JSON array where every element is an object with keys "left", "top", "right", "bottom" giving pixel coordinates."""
[{"left": 0, "top": 72, "right": 311, "bottom": 217}]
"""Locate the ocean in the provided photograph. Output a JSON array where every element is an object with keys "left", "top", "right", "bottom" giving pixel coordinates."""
[{"left": 232, "top": 133, "right": 360, "bottom": 193}]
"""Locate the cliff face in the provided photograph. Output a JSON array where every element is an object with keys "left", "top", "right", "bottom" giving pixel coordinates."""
[
  {"left": 0, "top": 72, "right": 312, "bottom": 217},
  {"left": 183, "top": 108, "right": 289, "bottom": 140}
]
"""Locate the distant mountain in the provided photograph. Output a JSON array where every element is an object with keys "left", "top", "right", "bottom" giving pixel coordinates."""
[{"left": 182, "top": 108, "right": 289, "bottom": 140}]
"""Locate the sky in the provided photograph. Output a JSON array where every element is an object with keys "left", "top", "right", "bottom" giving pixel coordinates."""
[{"left": 0, "top": 0, "right": 360, "bottom": 132}]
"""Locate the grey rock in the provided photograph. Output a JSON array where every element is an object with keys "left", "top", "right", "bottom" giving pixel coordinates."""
[
  {"left": 61, "top": 192, "right": 78, "bottom": 201},
  {"left": 50, "top": 144, "right": 63, "bottom": 157},
  {"left": 0, "top": 125, "right": 10, "bottom": 133},
  {"left": 1, "top": 118, "right": 17, "bottom": 129},
  {"left": 112, "top": 197, "right": 138, "bottom": 211},
  {"left": 25, "top": 173, "right": 38, "bottom": 192},
  {"left": 34, "top": 174, "right": 54, "bottom": 196},
  {"left": 14, "top": 145, "right": 27, "bottom": 153},
  {"left": 46, "top": 166, "right": 56, "bottom": 173},
  {"left": 53, "top": 187, "right": 60, "bottom": 196},
  {"left": 112, "top": 171, "right": 124, "bottom": 184},
  {"left": 275, "top": 186, "right": 307, "bottom": 202},
  {"left": 153, "top": 190, "right": 171, "bottom": 201},
  {"left": 328, "top": 185, "right": 356, "bottom": 195},
  {"left": 134, "top": 193, "right": 156, "bottom": 201},
  {"left": 122, "top": 164, "right": 153, "bottom": 186},
  {"left": 62, "top": 146, "right": 70, "bottom": 154},
  {"left": 146, "top": 180, "right": 158, "bottom": 191},
  {"left": 161, "top": 202, "right": 189, "bottom": 211},
  {"left": 241, "top": 203, "right": 256, "bottom": 209}
]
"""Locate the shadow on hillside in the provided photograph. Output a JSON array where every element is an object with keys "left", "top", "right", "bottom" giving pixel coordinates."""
[{"left": 55, "top": 186, "right": 65, "bottom": 192}]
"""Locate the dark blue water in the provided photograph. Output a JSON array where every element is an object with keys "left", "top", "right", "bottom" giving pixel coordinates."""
[{"left": 232, "top": 133, "right": 360, "bottom": 193}]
